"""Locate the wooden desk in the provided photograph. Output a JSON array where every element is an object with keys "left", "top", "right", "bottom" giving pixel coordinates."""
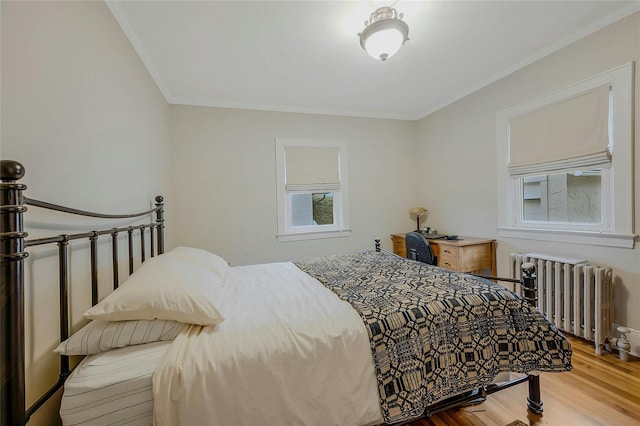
[{"left": 391, "top": 234, "right": 496, "bottom": 275}]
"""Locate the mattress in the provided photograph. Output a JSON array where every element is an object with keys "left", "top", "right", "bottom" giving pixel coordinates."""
[{"left": 60, "top": 341, "right": 171, "bottom": 426}]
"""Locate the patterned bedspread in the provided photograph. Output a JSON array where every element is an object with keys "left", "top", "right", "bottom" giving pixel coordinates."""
[{"left": 294, "top": 251, "right": 572, "bottom": 424}]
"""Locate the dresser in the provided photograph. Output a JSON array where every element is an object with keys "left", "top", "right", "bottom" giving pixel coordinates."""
[{"left": 391, "top": 234, "right": 496, "bottom": 275}]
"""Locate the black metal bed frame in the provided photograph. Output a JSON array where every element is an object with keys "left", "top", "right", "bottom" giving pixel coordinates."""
[
  {"left": 1, "top": 158, "right": 542, "bottom": 425},
  {"left": 1, "top": 160, "right": 165, "bottom": 425}
]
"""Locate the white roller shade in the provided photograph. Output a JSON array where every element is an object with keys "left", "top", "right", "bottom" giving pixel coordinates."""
[
  {"left": 285, "top": 146, "right": 340, "bottom": 189},
  {"left": 508, "top": 85, "right": 611, "bottom": 176}
]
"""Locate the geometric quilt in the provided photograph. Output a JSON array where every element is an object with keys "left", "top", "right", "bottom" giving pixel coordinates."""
[{"left": 295, "top": 251, "right": 572, "bottom": 424}]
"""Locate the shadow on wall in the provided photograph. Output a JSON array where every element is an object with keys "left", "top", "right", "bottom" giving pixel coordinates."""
[{"left": 613, "top": 274, "right": 628, "bottom": 331}]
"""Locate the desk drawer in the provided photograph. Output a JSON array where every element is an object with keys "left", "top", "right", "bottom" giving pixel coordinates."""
[
  {"left": 438, "top": 246, "right": 459, "bottom": 271},
  {"left": 459, "top": 244, "right": 493, "bottom": 273}
]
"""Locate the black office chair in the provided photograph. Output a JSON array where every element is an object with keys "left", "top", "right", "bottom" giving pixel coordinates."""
[{"left": 405, "top": 232, "right": 437, "bottom": 265}]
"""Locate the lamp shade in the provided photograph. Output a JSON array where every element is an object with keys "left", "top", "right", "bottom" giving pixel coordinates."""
[
  {"left": 409, "top": 207, "right": 427, "bottom": 215},
  {"left": 409, "top": 207, "right": 427, "bottom": 231}
]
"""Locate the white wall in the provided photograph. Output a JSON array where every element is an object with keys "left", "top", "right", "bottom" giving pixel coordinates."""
[
  {"left": 169, "top": 105, "right": 419, "bottom": 266},
  {"left": 1, "top": 2, "right": 171, "bottom": 424},
  {"left": 416, "top": 13, "right": 640, "bottom": 343}
]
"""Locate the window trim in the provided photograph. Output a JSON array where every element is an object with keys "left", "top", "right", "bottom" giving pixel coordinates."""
[
  {"left": 496, "top": 62, "right": 636, "bottom": 248},
  {"left": 275, "top": 138, "right": 351, "bottom": 242}
]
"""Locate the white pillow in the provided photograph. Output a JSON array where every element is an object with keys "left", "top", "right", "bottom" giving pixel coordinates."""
[
  {"left": 167, "top": 246, "right": 230, "bottom": 283},
  {"left": 83, "top": 254, "right": 225, "bottom": 325},
  {"left": 55, "top": 319, "right": 186, "bottom": 355}
]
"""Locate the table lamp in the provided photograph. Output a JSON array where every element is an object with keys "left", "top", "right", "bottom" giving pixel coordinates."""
[{"left": 409, "top": 207, "right": 428, "bottom": 231}]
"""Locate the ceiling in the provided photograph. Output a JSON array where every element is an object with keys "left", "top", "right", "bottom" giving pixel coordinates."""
[{"left": 106, "top": 1, "right": 639, "bottom": 121}]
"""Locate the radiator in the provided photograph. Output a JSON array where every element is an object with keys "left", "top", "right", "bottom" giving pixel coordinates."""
[{"left": 510, "top": 253, "right": 613, "bottom": 355}]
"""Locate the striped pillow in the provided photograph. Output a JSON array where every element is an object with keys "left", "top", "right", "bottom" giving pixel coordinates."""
[{"left": 55, "top": 319, "right": 186, "bottom": 355}]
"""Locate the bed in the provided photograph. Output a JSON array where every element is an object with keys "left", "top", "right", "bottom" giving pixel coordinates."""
[{"left": 1, "top": 159, "right": 572, "bottom": 426}]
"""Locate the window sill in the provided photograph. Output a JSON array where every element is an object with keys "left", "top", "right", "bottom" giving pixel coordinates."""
[
  {"left": 277, "top": 228, "right": 351, "bottom": 242},
  {"left": 497, "top": 227, "right": 636, "bottom": 249}
]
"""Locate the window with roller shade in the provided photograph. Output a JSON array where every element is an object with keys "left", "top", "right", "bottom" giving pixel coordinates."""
[
  {"left": 275, "top": 139, "right": 350, "bottom": 241},
  {"left": 496, "top": 63, "right": 635, "bottom": 248},
  {"left": 510, "top": 85, "right": 610, "bottom": 228}
]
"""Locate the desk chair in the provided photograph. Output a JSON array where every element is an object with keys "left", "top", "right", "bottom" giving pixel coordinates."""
[{"left": 405, "top": 232, "right": 437, "bottom": 265}]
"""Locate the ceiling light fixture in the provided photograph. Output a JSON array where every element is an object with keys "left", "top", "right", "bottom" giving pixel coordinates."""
[{"left": 359, "top": 6, "right": 409, "bottom": 61}]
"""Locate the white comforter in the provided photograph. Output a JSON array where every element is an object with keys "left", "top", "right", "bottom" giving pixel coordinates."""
[{"left": 152, "top": 262, "right": 384, "bottom": 426}]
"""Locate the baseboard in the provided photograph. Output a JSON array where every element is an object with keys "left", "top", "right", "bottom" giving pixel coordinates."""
[{"left": 611, "top": 323, "right": 640, "bottom": 359}]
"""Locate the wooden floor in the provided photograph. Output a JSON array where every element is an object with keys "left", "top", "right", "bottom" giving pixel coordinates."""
[{"left": 398, "top": 335, "right": 640, "bottom": 426}]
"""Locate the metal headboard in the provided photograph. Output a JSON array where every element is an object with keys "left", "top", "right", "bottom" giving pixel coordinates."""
[{"left": 0, "top": 159, "right": 165, "bottom": 425}]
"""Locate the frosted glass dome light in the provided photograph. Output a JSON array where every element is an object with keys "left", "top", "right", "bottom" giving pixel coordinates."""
[{"left": 359, "top": 7, "right": 409, "bottom": 61}]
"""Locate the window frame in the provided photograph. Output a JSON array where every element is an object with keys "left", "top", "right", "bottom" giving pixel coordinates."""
[
  {"left": 275, "top": 138, "right": 351, "bottom": 242},
  {"left": 496, "top": 62, "right": 635, "bottom": 248}
]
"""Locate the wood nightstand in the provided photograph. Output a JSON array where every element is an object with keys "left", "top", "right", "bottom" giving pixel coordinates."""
[{"left": 390, "top": 234, "right": 496, "bottom": 275}]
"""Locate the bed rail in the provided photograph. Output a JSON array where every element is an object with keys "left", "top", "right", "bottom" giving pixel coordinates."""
[{"left": 1, "top": 159, "right": 165, "bottom": 425}]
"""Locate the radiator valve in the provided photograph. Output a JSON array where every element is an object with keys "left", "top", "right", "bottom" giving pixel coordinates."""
[{"left": 616, "top": 326, "right": 631, "bottom": 362}]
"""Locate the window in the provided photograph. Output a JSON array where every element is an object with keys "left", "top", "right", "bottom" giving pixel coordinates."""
[
  {"left": 290, "top": 192, "right": 335, "bottom": 226},
  {"left": 518, "top": 169, "right": 606, "bottom": 228},
  {"left": 275, "top": 138, "right": 350, "bottom": 241},
  {"left": 497, "top": 63, "right": 635, "bottom": 248}
]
